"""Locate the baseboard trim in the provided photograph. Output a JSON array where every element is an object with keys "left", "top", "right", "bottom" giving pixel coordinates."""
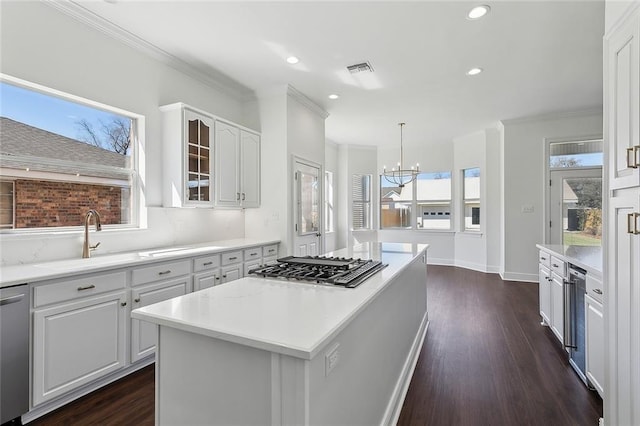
[
  {"left": 383, "top": 311, "right": 429, "bottom": 426},
  {"left": 500, "top": 271, "right": 538, "bottom": 282},
  {"left": 426, "top": 258, "right": 454, "bottom": 266}
]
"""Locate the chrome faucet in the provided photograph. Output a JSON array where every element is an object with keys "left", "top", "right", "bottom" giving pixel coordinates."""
[{"left": 82, "top": 210, "right": 102, "bottom": 258}]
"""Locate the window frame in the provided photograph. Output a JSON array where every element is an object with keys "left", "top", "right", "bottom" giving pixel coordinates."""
[
  {"left": 380, "top": 171, "right": 453, "bottom": 231},
  {"left": 462, "top": 167, "right": 481, "bottom": 232},
  {"left": 352, "top": 173, "right": 372, "bottom": 230},
  {"left": 0, "top": 73, "right": 145, "bottom": 234}
]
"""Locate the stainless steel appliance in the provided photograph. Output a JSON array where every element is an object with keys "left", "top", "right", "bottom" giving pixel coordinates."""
[
  {"left": 1, "top": 284, "right": 29, "bottom": 425},
  {"left": 565, "top": 264, "right": 587, "bottom": 384},
  {"left": 249, "top": 256, "right": 387, "bottom": 288}
]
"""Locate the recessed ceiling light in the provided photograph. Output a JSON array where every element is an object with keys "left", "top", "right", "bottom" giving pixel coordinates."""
[
  {"left": 467, "top": 67, "right": 483, "bottom": 76},
  {"left": 328, "top": 94, "right": 339, "bottom": 100},
  {"left": 467, "top": 5, "right": 490, "bottom": 20},
  {"left": 286, "top": 56, "right": 299, "bottom": 64}
]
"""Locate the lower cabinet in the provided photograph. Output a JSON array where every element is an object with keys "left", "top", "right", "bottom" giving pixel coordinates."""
[
  {"left": 130, "top": 277, "right": 191, "bottom": 363},
  {"left": 32, "top": 291, "right": 128, "bottom": 406},
  {"left": 586, "top": 293, "right": 605, "bottom": 397},
  {"left": 221, "top": 264, "right": 242, "bottom": 283},
  {"left": 193, "top": 270, "right": 221, "bottom": 291}
]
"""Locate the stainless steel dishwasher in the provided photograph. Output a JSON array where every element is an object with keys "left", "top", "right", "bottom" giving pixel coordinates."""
[{"left": 1, "top": 283, "right": 29, "bottom": 424}]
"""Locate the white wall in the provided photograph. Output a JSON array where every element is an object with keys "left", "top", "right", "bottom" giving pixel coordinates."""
[
  {"left": 244, "top": 87, "right": 327, "bottom": 256},
  {"left": 500, "top": 110, "right": 603, "bottom": 281},
  {"left": 0, "top": 2, "right": 249, "bottom": 265},
  {"left": 605, "top": 0, "right": 636, "bottom": 30}
]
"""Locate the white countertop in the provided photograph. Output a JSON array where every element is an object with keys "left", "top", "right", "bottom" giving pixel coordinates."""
[
  {"left": 131, "top": 242, "right": 428, "bottom": 360},
  {"left": 536, "top": 244, "right": 602, "bottom": 276},
  {"left": 0, "top": 238, "right": 279, "bottom": 288}
]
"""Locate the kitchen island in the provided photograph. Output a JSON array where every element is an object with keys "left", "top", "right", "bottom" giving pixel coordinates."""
[{"left": 132, "top": 242, "right": 428, "bottom": 426}]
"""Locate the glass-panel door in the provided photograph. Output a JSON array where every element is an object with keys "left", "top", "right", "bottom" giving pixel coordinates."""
[
  {"left": 549, "top": 168, "right": 602, "bottom": 246},
  {"left": 293, "top": 159, "right": 322, "bottom": 256}
]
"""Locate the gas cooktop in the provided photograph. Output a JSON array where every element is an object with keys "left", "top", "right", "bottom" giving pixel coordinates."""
[{"left": 248, "top": 256, "right": 387, "bottom": 288}]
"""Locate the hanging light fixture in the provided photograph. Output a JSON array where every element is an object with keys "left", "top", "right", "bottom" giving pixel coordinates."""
[{"left": 382, "top": 122, "right": 419, "bottom": 188}]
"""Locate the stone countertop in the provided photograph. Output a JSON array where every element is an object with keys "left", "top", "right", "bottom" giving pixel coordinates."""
[
  {"left": 0, "top": 238, "right": 280, "bottom": 288},
  {"left": 131, "top": 242, "right": 429, "bottom": 360},
  {"left": 536, "top": 244, "right": 602, "bottom": 277}
]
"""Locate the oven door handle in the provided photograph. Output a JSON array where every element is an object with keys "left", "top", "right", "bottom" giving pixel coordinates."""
[{"left": 563, "top": 279, "right": 575, "bottom": 349}]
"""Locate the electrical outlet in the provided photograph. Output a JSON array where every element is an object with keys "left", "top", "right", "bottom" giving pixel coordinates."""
[{"left": 325, "top": 343, "right": 340, "bottom": 376}]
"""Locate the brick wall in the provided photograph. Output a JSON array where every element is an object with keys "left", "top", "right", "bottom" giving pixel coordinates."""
[{"left": 14, "top": 180, "right": 122, "bottom": 228}]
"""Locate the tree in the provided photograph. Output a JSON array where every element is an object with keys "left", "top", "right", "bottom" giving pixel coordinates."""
[{"left": 76, "top": 118, "right": 131, "bottom": 155}]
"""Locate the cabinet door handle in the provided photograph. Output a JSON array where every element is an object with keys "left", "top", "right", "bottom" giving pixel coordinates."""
[
  {"left": 134, "top": 298, "right": 141, "bottom": 303},
  {"left": 242, "top": 193, "right": 246, "bottom": 201},
  {"left": 215, "top": 276, "right": 220, "bottom": 280},
  {"left": 229, "top": 256, "right": 237, "bottom": 261},
  {"left": 250, "top": 253, "right": 258, "bottom": 256},
  {"left": 594, "top": 288, "right": 603, "bottom": 295},
  {"left": 628, "top": 213, "right": 640, "bottom": 235},
  {"left": 77, "top": 285, "right": 96, "bottom": 291},
  {"left": 158, "top": 270, "right": 172, "bottom": 275},
  {"left": 203, "top": 261, "right": 214, "bottom": 266},
  {"left": 222, "top": 274, "right": 227, "bottom": 278},
  {"left": 541, "top": 257, "right": 547, "bottom": 261},
  {"left": 236, "top": 193, "right": 240, "bottom": 201},
  {"left": 121, "top": 301, "right": 127, "bottom": 307},
  {"left": 552, "top": 263, "right": 560, "bottom": 268}
]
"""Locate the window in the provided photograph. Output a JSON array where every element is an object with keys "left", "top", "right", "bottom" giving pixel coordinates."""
[
  {"left": 324, "top": 171, "right": 334, "bottom": 232},
  {"left": 352, "top": 174, "right": 371, "bottom": 230},
  {"left": 550, "top": 140, "right": 603, "bottom": 168},
  {"left": 463, "top": 168, "right": 480, "bottom": 231},
  {"left": 0, "top": 180, "right": 15, "bottom": 229},
  {"left": 0, "top": 77, "right": 141, "bottom": 231},
  {"left": 380, "top": 172, "right": 452, "bottom": 230}
]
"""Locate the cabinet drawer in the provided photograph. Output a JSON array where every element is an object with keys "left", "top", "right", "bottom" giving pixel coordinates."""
[
  {"left": 550, "top": 256, "right": 566, "bottom": 278},
  {"left": 131, "top": 260, "right": 190, "bottom": 286},
  {"left": 221, "top": 251, "right": 242, "bottom": 265},
  {"left": 34, "top": 271, "right": 126, "bottom": 307},
  {"left": 263, "top": 244, "right": 278, "bottom": 258},
  {"left": 244, "top": 247, "right": 261, "bottom": 261},
  {"left": 538, "top": 250, "right": 551, "bottom": 268},
  {"left": 587, "top": 273, "right": 604, "bottom": 303},
  {"left": 193, "top": 254, "right": 221, "bottom": 272}
]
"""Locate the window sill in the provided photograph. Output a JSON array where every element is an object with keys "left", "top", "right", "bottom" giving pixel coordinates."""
[{"left": 0, "top": 225, "right": 144, "bottom": 239}]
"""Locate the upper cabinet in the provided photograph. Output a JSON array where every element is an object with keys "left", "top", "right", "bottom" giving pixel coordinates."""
[
  {"left": 215, "top": 120, "right": 260, "bottom": 208},
  {"left": 160, "top": 103, "right": 260, "bottom": 208},
  {"left": 606, "top": 12, "right": 640, "bottom": 190}
]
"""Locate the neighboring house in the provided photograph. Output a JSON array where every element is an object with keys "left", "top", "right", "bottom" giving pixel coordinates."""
[{"left": 0, "top": 117, "right": 129, "bottom": 229}]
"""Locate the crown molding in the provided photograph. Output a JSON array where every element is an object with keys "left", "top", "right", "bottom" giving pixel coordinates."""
[
  {"left": 500, "top": 107, "right": 603, "bottom": 125},
  {"left": 43, "top": 0, "right": 255, "bottom": 102},
  {"left": 286, "top": 85, "right": 330, "bottom": 120}
]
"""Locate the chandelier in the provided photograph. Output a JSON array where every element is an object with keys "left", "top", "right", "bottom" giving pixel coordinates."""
[{"left": 382, "top": 122, "right": 419, "bottom": 188}]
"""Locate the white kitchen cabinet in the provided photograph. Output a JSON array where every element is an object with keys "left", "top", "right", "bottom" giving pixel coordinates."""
[
  {"left": 585, "top": 293, "right": 605, "bottom": 398},
  {"left": 32, "top": 290, "right": 127, "bottom": 406},
  {"left": 193, "top": 253, "right": 221, "bottom": 291},
  {"left": 130, "top": 277, "right": 191, "bottom": 362},
  {"left": 538, "top": 263, "right": 551, "bottom": 325},
  {"left": 604, "top": 5, "right": 640, "bottom": 424},
  {"left": 221, "top": 264, "right": 242, "bottom": 284},
  {"left": 215, "top": 120, "right": 260, "bottom": 208},
  {"left": 607, "top": 11, "right": 639, "bottom": 191},
  {"left": 160, "top": 103, "right": 215, "bottom": 207}
]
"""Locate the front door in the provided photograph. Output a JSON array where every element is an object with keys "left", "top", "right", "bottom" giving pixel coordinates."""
[{"left": 293, "top": 158, "right": 322, "bottom": 256}]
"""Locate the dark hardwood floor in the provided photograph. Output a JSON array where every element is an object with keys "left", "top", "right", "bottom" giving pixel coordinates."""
[
  {"left": 29, "top": 266, "right": 602, "bottom": 426},
  {"left": 397, "top": 266, "right": 602, "bottom": 426}
]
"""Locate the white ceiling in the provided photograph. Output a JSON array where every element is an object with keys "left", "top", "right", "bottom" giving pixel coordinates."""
[{"left": 73, "top": 0, "right": 605, "bottom": 147}]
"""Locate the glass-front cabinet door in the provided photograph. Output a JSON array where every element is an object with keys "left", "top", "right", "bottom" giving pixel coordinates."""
[{"left": 184, "top": 110, "right": 213, "bottom": 205}]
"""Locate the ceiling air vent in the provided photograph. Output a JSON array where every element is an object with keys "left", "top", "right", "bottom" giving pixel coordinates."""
[{"left": 347, "top": 62, "right": 374, "bottom": 74}]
